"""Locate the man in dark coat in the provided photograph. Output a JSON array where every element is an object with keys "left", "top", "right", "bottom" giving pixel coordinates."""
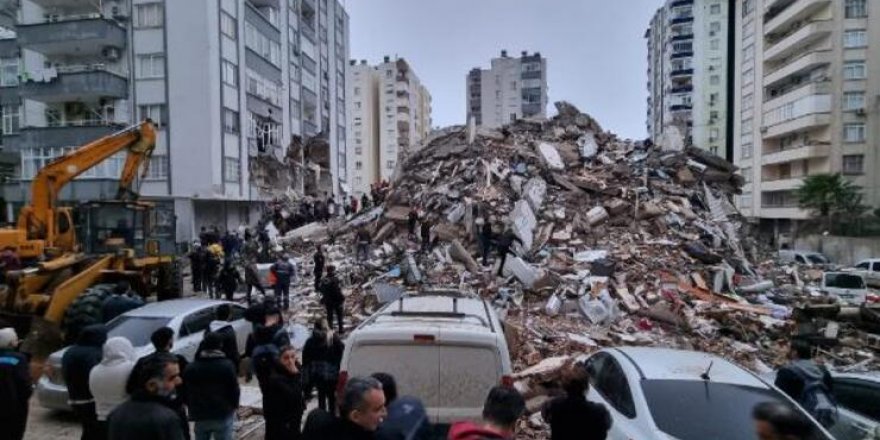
[
  {"left": 262, "top": 345, "right": 305, "bottom": 440},
  {"left": 313, "top": 245, "right": 326, "bottom": 289},
  {"left": 495, "top": 229, "right": 524, "bottom": 277},
  {"left": 407, "top": 207, "right": 419, "bottom": 239},
  {"left": 303, "top": 376, "right": 387, "bottom": 440},
  {"left": 127, "top": 327, "right": 190, "bottom": 440},
  {"left": 108, "top": 353, "right": 185, "bottom": 440},
  {"left": 270, "top": 255, "right": 296, "bottom": 310},
  {"left": 542, "top": 364, "right": 611, "bottom": 440},
  {"left": 183, "top": 332, "right": 240, "bottom": 440},
  {"left": 188, "top": 242, "right": 207, "bottom": 292},
  {"left": 209, "top": 304, "right": 241, "bottom": 375},
  {"left": 62, "top": 324, "right": 107, "bottom": 440},
  {"left": 0, "top": 328, "right": 32, "bottom": 440},
  {"left": 318, "top": 265, "right": 345, "bottom": 333},
  {"left": 479, "top": 219, "right": 494, "bottom": 266}
]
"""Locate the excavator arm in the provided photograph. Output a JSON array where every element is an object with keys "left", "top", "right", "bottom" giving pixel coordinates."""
[{"left": 18, "top": 120, "right": 157, "bottom": 243}]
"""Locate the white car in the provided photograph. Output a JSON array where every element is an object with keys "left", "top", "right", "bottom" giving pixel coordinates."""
[
  {"left": 339, "top": 289, "right": 513, "bottom": 426},
  {"left": 37, "top": 299, "right": 252, "bottom": 411},
  {"left": 852, "top": 259, "right": 880, "bottom": 288},
  {"left": 778, "top": 250, "right": 830, "bottom": 266},
  {"left": 583, "top": 347, "right": 833, "bottom": 440},
  {"left": 821, "top": 272, "right": 868, "bottom": 305}
]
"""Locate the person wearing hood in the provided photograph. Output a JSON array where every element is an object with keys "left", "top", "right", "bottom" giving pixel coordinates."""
[
  {"left": 208, "top": 304, "right": 240, "bottom": 375},
  {"left": 775, "top": 339, "right": 836, "bottom": 428},
  {"left": 0, "top": 327, "right": 32, "bottom": 440},
  {"left": 302, "top": 319, "right": 344, "bottom": 412},
  {"left": 448, "top": 386, "right": 525, "bottom": 440},
  {"left": 108, "top": 353, "right": 185, "bottom": 440},
  {"left": 89, "top": 337, "right": 137, "bottom": 437},
  {"left": 63, "top": 324, "right": 108, "bottom": 440},
  {"left": 183, "top": 332, "right": 240, "bottom": 440},
  {"left": 262, "top": 345, "right": 306, "bottom": 440}
]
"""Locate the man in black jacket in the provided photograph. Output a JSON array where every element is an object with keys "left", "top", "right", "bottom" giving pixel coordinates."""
[
  {"left": 209, "top": 304, "right": 241, "bottom": 375},
  {"left": 304, "top": 376, "right": 387, "bottom": 440},
  {"left": 108, "top": 353, "right": 185, "bottom": 440},
  {"left": 542, "top": 363, "right": 611, "bottom": 440},
  {"left": 495, "top": 229, "right": 524, "bottom": 277},
  {"left": 313, "top": 245, "right": 325, "bottom": 289},
  {"left": 62, "top": 324, "right": 107, "bottom": 440},
  {"left": 127, "top": 327, "right": 190, "bottom": 440},
  {"left": 319, "top": 265, "right": 345, "bottom": 333},
  {"left": 270, "top": 254, "right": 296, "bottom": 310},
  {"left": 183, "top": 332, "right": 240, "bottom": 440},
  {"left": 0, "top": 328, "right": 32, "bottom": 440}
]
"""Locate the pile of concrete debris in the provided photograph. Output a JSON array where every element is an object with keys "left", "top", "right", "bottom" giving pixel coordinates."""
[{"left": 264, "top": 102, "right": 877, "bottom": 437}]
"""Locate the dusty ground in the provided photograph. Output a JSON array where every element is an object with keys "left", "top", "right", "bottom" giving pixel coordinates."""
[{"left": 25, "top": 399, "right": 79, "bottom": 440}]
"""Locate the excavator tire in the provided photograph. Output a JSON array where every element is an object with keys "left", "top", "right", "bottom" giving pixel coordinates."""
[
  {"left": 157, "top": 259, "right": 183, "bottom": 301},
  {"left": 62, "top": 284, "right": 144, "bottom": 343}
]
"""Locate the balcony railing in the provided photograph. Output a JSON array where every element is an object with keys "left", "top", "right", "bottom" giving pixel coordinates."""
[{"left": 670, "top": 68, "right": 694, "bottom": 77}]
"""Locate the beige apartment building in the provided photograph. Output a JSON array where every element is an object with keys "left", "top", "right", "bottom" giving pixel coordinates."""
[
  {"left": 346, "top": 56, "right": 431, "bottom": 196},
  {"left": 734, "top": 0, "right": 880, "bottom": 236}
]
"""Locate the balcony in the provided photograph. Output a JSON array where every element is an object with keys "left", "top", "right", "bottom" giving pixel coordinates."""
[
  {"left": 763, "top": 112, "right": 831, "bottom": 139},
  {"left": 760, "top": 206, "right": 811, "bottom": 219},
  {"left": 762, "top": 143, "right": 830, "bottom": 165},
  {"left": 762, "top": 177, "right": 804, "bottom": 191},
  {"left": 670, "top": 34, "right": 694, "bottom": 42},
  {"left": 764, "top": 50, "right": 831, "bottom": 87},
  {"left": 764, "top": 0, "right": 832, "bottom": 36},
  {"left": 764, "top": 21, "right": 832, "bottom": 63},
  {"left": 19, "top": 67, "right": 128, "bottom": 103},
  {"left": 670, "top": 68, "right": 694, "bottom": 78},
  {"left": 670, "top": 104, "right": 692, "bottom": 112},
  {"left": 670, "top": 85, "right": 693, "bottom": 94},
  {"left": 763, "top": 81, "right": 831, "bottom": 112},
  {"left": 671, "top": 51, "right": 694, "bottom": 59},
  {"left": 248, "top": 0, "right": 280, "bottom": 8},
  {"left": 17, "top": 17, "right": 126, "bottom": 57},
  {"left": 12, "top": 124, "right": 121, "bottom": 149},
  {"left": 0, "top": 85, "right": 17, "bottom": 105},
  {"left": 669, "top": 15, "right": 694, "bottom": 25},
  {"left": 670, "top": 0, "right": 694, "bottom": 7}
]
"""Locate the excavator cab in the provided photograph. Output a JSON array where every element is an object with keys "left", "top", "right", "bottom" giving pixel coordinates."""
[{"left": 74, "top": 200, "right": 175, "bottom": 257}]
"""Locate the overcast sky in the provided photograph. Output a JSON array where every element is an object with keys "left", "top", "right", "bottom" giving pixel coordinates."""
[{"left": 345, "top": 0, "right": 661, "bottom": 140}]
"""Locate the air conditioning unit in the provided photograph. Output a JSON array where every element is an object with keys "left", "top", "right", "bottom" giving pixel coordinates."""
[
  {"left": 102, "top": 47, "right": 121, "bottom": 61},
  {"left": 760, "top": 126, "right": 768, "bottom": 133},
  {"left": 856, "top": 108, "right": 866, "bottom": 116}
]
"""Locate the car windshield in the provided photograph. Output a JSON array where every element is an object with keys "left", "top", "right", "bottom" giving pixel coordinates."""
[
  {"left": 806, "top": 254, "right": 827, "bottom": 264},
  {"left": 106, "top": 316, "right": 172, "bottom": 347},
  {"left": 641, "top": 380, "right": 826, "bottom": 440},
  {"left": 824, "top": 273, "right": 865, "bottom": 289}
]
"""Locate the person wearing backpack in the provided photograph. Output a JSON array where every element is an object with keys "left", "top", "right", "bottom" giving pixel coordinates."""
[{"left": 775, "top": 339, "right": 837, "bottom": 428}]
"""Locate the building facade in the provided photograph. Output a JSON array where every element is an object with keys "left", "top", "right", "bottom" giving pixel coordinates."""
[
  {"left": 466, "top": 50, "right": 547, "bottom": 129},
  {"left": 0, "top": 0, "right": 350, "bottom": 242},
  {"left": 734, "top": 0, "right": 880, "bottom": 236},
  {"left": 347, "top": 57, "right": 431, "bottom": 196},
  {"left": 646, "top": 0, "right": 734, "bottom": 159}
]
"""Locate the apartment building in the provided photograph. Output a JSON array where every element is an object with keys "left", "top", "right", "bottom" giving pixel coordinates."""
[
  {"left": 466, "top": 50, "right": 547, "bottom": 129},
  {"left": 0, "top": 0, "right": 350, "bottom": 242},
  {"left": 347, "top": 57, "right": 431, "bottom": 196},
  {"left": 734, "top": 0, "right": 880, "bottom": 236},
  {"left": 646, "top": 0, "right": 734, "bottom": 159}
]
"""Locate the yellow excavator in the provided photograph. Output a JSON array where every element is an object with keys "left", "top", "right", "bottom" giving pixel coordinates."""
[{"left": 0, "top": 120, "right": 181, "bottom": 355}]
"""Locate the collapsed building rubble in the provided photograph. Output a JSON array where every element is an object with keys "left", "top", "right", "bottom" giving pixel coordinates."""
[{"left": 256, "top": 101, "right": 878, "bottom": 437}]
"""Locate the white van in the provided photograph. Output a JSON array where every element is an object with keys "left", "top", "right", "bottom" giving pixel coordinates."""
[{"left": 338, "top": 290, "right": 513, "bottom": 426}]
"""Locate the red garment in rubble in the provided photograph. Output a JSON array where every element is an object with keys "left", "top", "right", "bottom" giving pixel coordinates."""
[{"left": 446, "top": 422, "right": 508, "bottom": 440}]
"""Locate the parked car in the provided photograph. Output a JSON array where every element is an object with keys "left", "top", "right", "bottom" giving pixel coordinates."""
[
  {"left": 821, "top": 272, "right": 868, "bottom": 305},
  {"left": 254, "top": 257, "right": 301, "bottom": 289},
  {"left": 778, "top": 250, "right": 830, "bottom": 266},
  {"left": 582, "top": 347, "right": 833, "bottom": 440},
  {"left": 338, "top": 289, "right": 512, "bottom": 429},
  {"left": 851, "top": 259, "right": 880, "bottom": 288},
  {"left": 37, "top": 299, "right": 252, "bottom": 411}
]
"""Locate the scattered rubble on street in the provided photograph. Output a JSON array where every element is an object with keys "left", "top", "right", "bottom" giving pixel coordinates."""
[{"left": 254, "top": 101, "right": 878, "bottom": 437}]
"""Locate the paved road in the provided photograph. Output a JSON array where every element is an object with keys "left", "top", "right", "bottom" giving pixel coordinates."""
[{"left": 25, "top": 399, "right": 79, "bottom": 440}]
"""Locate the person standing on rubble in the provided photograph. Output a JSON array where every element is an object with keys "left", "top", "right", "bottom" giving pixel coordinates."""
[
  {"left": 356, "top": 227, "right": 372, "bottom": 262},
  {"left": 351, "top": 195, "right": 359, "bottom": 214},
  {"left": 361, "top": 193, "right": 371, "bottom": 211},
  {"left": 270, "top": 254, "right": 296, "bottom": 310},
  {"left": 407, "top": 206, "right": 419, "bottom": 239},
  {"left": 313, "top": 245, "right": 326, "bottom": 288},
  {"left": 495, "top": 228, "right": 523, "bottom": 277},
  {"left": 420, "top": 217, "right": 433, "bottom": 253},
  {"left": 478, "top": 217, "right": 494, "bottom": 267},
  {"left": 318, "top": 265, "right": 345, "bottom": 333},
  {"left": 774, "top": 339, "right": 837, "bottom": 428},
  {"left": 541, "top": 363, "right": 611, "bottom": 440}
]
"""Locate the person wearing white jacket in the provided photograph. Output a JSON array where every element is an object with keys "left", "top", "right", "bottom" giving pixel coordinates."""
[{"left": 89, "top": 337, "right": 137, "bottom": 436}]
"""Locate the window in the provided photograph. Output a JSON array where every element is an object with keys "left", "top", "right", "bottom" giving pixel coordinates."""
[
  {"left": 844, "top": 61, "right": 866, "bottom": 79},
  {"left": 843, "top": 154, "right": 864, "bottom": 174},
  {"left": 222, "top": 60, "right": 238, "bottom": 87},
  {"left": 146, "top": 155, "right": 169, "bottom": 180},
  {"left": 223, "top": 108, "right": 239, "bottom": 133},
  {"left": 710, "top": 146, "right": 718, "bottom": 155},
  {"left": 710, "top": 39, "right": 720, "bottom": 50},
  {"left": 710, "top": 22, "right": 721, "bottom": 32},
  {"left": 224, "top": 157, "right": 240, "bottom": 182},
  {"left": 386, "top": 70, "right": 393, "bottom": 78},
  {"left": 354, "top": 87, "right": 360, "bottom": 96},
  {"left": 137, "top": 54, "right": 165, "bottom": 78},
  {"left": 742, "top": 167, "right": 752, "bottom": 184},
  {"left": 2, "top": 104, "right": 20, "bottom": 134},
  {"left": 0, "top": 57, "right": 19, "bottom": 87},
  {"left": 354, "top": 102, "right": 362, "bottom": 110},
  {"left": 741, "top": 142, "right": 753, "bottom": 159},
  {"left": 510, "top": 81, "right": 517, "bottom": 91},
  {"left": 586, "top": 353, "right": 636, "bottom": 418},
  {"left": 135, "top": 3, "right": 164, "bottom": 28},
  {"left": 244, "top": 23, "right": 281, "bottom": 66},
  {"left": 710, "top": 3, "right": 722, "bottom": 14},
  {"left": 220, "top": 12, "right": 237, "bottom": 39},
  {"left": 844, "top": 29, "right": 867, "bottom": 47},
  {"left": 710, "top": 128, "right": 720, "bottom": 141},
  {"left": 180, "top": 310, "right": 214, "bottom": 337},
  {"left": 845, "top": 0, "right": 867, "bottom": 18},
  {"left": 710, "top": 75, "right": 720, "bottom": 85},
  {"left": 355, "top": 147, "right": 362, "bottom": 155},
  {"left": 386, "top": 160, "right": 395, "bottom": 169},
  {"left": 246, "top": 69, "right": 282, "bottom": 105},
  {"left": 355, "top": 161, "right": 362, "bottom": 170},
  {"left": 844, "top": 123, "right": 866, "bottom": 142},
  {"left": 843, "top": 91, "right": 865, "bottom": 110},
  {"left": 509, "top": 113, "right": 517, "bottom": 121},
  {"left": 138, "top": 104, "right": 168, "bottom": 129}
]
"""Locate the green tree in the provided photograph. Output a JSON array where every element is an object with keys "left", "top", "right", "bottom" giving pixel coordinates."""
[{"left": 796, "top": 173, "right": 866, "bottom": 232}]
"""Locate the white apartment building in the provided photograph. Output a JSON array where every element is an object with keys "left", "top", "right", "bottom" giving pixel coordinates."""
[
  {"left": 347, "top": 57, "right": 431, "bottom": 196},
  {"left": 734, "top": 0, "right": 880, "bottom": 236},
  {"left": 466, "top": 50, "right": 547, "bottom": 129},
  {"left": 0, "top": 0, "right": 350, "bottom": 242},
  {"left": 646, "top": 0, "right": 733, "bottom": 158}
]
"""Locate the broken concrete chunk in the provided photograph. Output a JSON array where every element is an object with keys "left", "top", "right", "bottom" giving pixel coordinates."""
[
  {"left": 523, "top": 177, "right": 548, "bottom": 212},
  {"left": 682, "top": 241, "right": 723, "bottom": 264},
  {"left": 503, "top": 256, "right": 542, "bottom": 289},
  {"left": 446, "top": 203, "right": 466, "bottom": 224},
  {"left": 510, "top": 200, "right": 537, "bottom": 250},
  {"left": 537, "top": 142, "right": 565, "bottom": 170},
  {"left": 604, "top": 198, "right": 629, "bottom": 215},
  {"left": 577, "top": 132, "right": 598, "bottom": 159},
  {"left": 586, "top": 206, "right": 609, "bottom": 226},
  {"left": 574, "top": 249, "right": 609, "bottom": 263},
  {"left": 449, "top": 239, "right": 481, "bottom": 273},
  {"left": 590, "top": 259, "right": 616, "bottom": 277}
]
